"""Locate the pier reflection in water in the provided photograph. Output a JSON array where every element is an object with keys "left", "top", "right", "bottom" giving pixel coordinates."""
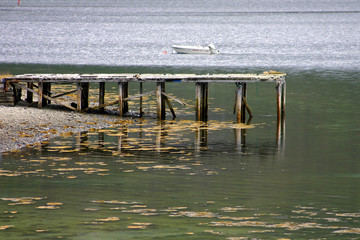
[{"left": 70, "top": 118, "right": 285, "bottom": 157}]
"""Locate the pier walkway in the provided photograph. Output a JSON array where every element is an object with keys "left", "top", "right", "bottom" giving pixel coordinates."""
[{"left": 2, "top": 72, "right": 286, "bottom": 123}]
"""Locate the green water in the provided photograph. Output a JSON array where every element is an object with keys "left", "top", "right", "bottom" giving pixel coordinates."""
[{"left": 1, "top": 65, "right": 359, "bottom": 239}]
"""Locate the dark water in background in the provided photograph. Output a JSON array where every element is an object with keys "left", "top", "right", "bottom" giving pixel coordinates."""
[{"left": 1, "top": 0, "right": 360, "bottom": 239}]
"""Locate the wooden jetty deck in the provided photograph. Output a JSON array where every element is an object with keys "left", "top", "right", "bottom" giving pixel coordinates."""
[{"left": 2, "top": 72, "right": 286, "bottom": 123}]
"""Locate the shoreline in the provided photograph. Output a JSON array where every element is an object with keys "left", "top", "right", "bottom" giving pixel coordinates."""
[{"left": 0, "top": 104, "right": 123, "bottom": 153}]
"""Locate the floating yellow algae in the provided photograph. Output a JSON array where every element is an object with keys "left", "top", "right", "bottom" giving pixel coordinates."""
[
  {"left": 131, "top": 205, "right": 147, "bottom": 208},
  {"left": 171, "top": 211, "right": 217, "bottom": 218},
  {"left": 109, "top": 207, "right": 126, "bottom": 210},
  {"left": 35, "top": 229, "right": 49, "bottom": 233},
  {"left": 3, "top": 211, "right": 18, "bottom": 214},
  {"left": 0, "top": 170, "right": 22, "bottom": 177},
  {"left": 47, "top": 202, "right": 63, "bottom": 206},
  {"left": 122, "top": 209, "right": 158, "bottom": 215},
  {"left": 335, "top": 213, "right": 360, "bottom": 218},
  {"left": 333, "top": 228, "right": 360, "bottom": 234},
  {"left": 218, "top": 216, "right": 258, "bottom": 221},
  {"left": 47, "top": 146, "right": 73, "bottom": 149},
  {"left": 210, "top": 221, "right": 267, "bottom": 227},
  {"left": 266, "top": 221, "right": 331, "bottom": 231},
  {"left": 75, "top": 162, "right": 107, "bottom": 166},
  {"left": 0, "top": 225, "right": 14, "bottom": 230},
  {"left": 95, "top": 217, "right": 120, "bottom": 222},
  {"left": 249, "top": 229, "right": 275, "bottom": 233},
  {"left": 36, "top": 206, "right": 59, "bottom": 210},
  {"left": 66, "top": 176, "right": 78, "bottom": 179},
  {"left": 1, "top": 197, "right": 44, "bottom": 205},
  {"left": 151, "top": 165, "right": 191, "bottom": 170},
  {"left": 226, "top": 237, "right": 249, "bottom": 240},
  {"left": 220, "top": 207, "right": 257, "bottom": 212},
  {"left": 127, "top": 223, "right": 152, "bottom": 229},
  {"left": 91, "top": 200, "right": 139, "bottom": 205}
]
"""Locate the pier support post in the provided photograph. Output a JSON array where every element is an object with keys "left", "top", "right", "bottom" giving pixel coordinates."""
[
  {"left": 195, "top": 82, "right": 209, "bottom": 122},
  {"left": 235, "top": 83, "right": 244, "bottom": 123},
  {"left": 77, "top": 82, "right": 89, "bottom": 112},
  {"left": 276, "top": 81, "right": 286, "bottom": 122},
  {"left": 139, "top": 82, "right": 143, "bottom": 117},
  {"left": 241, "top": 83, "right": 247, "bottom": 123},
  {"left": 276, "top": 81, "right": 286, "bottom": 149},
  {"left": 38, "top": 81, "right": 50, "bottom": 108},
  {"left": 156, "top": 82, "right": 166, "bottom": 120},
  {"left": 235, "top": 83, "right": 252, "bottom": 123},
  {"left": 99, "top": 82, "right": 105, "bottom": 112},
  {"left": 118, "top": 82, "right": 129, "bottom": 116},
  {"left": 26, "top": 82, "right": 33, "bottom": 103}
]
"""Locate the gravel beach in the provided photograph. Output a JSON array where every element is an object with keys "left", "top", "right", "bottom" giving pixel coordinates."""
[{"left": 0, "top": 104, "right": 122, "bottom": 153}]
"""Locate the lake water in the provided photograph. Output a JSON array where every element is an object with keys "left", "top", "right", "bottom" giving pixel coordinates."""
[{"left": 0, "top": 0, "right": 359, "bottom": 239}]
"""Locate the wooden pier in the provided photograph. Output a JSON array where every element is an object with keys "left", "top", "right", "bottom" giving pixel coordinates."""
[{"left": 2, "top": 72, "right": 286, "bottom": 123}]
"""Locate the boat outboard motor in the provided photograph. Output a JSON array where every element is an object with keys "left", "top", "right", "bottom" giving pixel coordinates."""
[{"left": 208, "top": 43, "right": 219, "bottom": 54}]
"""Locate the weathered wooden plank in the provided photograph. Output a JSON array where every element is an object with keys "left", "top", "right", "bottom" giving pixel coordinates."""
[
  {"left": 4, "top": 73, "right": 286, "bottom": 83},
  {"left": 52, "top": 89, "right": 77, "bottom": 99},
  {"left": 164, "top": 95, "right": 176, "bottom": 119},
  {"left": 161, "top": 91, "right": 194, "bottom": 109}
]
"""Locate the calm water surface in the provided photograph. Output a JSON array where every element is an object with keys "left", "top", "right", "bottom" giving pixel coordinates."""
[{"left": 1, "top": 0, "right": 359, "bottom": 239}]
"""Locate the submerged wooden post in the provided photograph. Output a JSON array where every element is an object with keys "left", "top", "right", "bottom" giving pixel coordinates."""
[
  {"left": 156, "top": 82, "right": 165, "bottom": 120},
  {"left": 281, "top": 81, "right": 286, "bottom": 116},
  {"left": 235, "top": 83, "right": 244, "bottom": 123},
  {"left": 77, "top": 82, "right": 89, "bottom": 112},
  {"left": 241, "top": 83, "right": 247, "bottom": 123},
  {"left": 276, "top": 81, "right": 286, "bottom": 150},
  {"left": 26, "top": 82, "right": 33, "bottom": 103},
  {"left": 99, "top": 82, "right": 105, "bottom": 112},
  {"left": 276, "top": 81, "right": 285, "bottom": 122},
  {"left": 118, "top": 82, "right": 129, "bottom": 116},
  {"left": 195, "top": 82, "right": 209, "bottom": 122}
]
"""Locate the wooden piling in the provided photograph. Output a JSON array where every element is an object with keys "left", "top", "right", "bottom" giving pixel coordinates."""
[
  {"left": 77, "top": 82, "right": 89, "bottom": 112},
  {"left": 235, "top": 83, "right": 243, "bottom": 123},
  {"left": 118, "top": 82, "right": 129, "bottom": 116},
  {"left": 99, "top": 82, "right": 105, "bottom": 112},
  {"left": 195, "top": 82, "right": 208, "bottom": 122},
  {"left": 241, "top": 83, "right": 247, "bottom": 123},
  {"left": 156, "top": 82, "right": 165, "bottom": 120},
  {"left": 276, "top": 81, "right": 285, "bottom": 122},
  {"left": 26, "top": 82, "right": 33, "bottom": 103},
  {"left": 139, "top": 82, "right": 143, "bottom": 117}
]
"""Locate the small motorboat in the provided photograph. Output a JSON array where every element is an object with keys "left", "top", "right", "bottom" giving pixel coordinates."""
[{"left": 172, "top": 43, "right": 219, "bottom": 54}]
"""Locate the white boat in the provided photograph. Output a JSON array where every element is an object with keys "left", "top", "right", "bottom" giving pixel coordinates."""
[{"left": 172, "top": 43, "right": 219, "bottom": 54}]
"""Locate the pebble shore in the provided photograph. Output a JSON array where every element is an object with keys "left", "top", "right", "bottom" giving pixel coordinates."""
[{"left": 0, "top": 104, "right": 121, "bottom": 153}]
